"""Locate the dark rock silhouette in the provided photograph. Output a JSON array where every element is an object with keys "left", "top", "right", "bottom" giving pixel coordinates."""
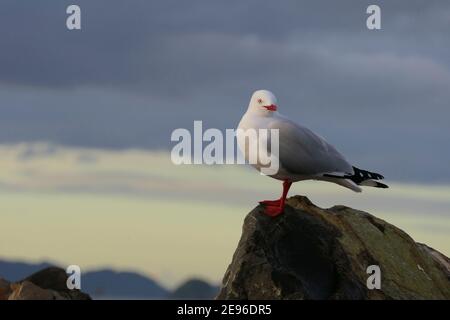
[
  {"left": 217, "top": 196, "right": 450, "bottom": 300},
  {"left": 0, "top": 260, "right": 217, "bottom": 299},
  {"left": 0, "top": 278, "right": 11, "bottom": 300},
  {"left": 2, "top": 267, "right": 90, "bottom": 300}
]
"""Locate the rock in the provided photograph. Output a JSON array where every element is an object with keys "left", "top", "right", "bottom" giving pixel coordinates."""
[
  {"left": 8, "top": 281, "right": 61, "bottom": 300},
  {"left": 417, "top": 243, "right": 450, "bottom": 274},
  {"left": 24, "top": 267, "right": 72, "bottom": 292},
  {"left": 6, "top": 267, "right": 91, "bottom": 300},
  {"left": 0, "top": 278, "right": 11, "bottom": 300},
  {"left": 169, "top": 279, "right": 219, "bottom": 300},
  {"left": 217, "top": 196, "right": 450, "bottom": 300}
]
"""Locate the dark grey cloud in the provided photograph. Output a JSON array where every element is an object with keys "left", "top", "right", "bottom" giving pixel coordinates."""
[
  {"left": 2, "top": 0, "right": 449, "bottom": 93},
  {"left": 0, "top": 0, "right": 450, "bottom": 183}
]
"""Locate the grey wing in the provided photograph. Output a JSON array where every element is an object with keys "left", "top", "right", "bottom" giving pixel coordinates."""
[{"left": 268, "top": 117, "right": 353, "bottom": 176}]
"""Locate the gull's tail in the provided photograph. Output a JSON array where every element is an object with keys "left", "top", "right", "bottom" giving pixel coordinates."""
[
  {"left": 323, "top": 166, "right": 388, "bottom": 190},
  {"left": 346, "top": 167, "right": 388, "bottom": 188}
]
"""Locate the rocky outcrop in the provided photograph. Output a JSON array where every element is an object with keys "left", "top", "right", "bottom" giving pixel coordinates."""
[
  {"left": 1, "top": 267, "right": 91, "bottom": 300},
  {"left": 217, "top": 196, "right": 450, "bottom": 300}
]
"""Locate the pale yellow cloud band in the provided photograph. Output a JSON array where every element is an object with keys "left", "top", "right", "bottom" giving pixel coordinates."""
[{"left": 0, "top": 143, "right": 448, "bottom": 288}]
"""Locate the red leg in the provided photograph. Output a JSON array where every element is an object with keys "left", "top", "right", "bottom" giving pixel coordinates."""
[{"left": 261, "top": 180, "right": 292, "bottom": 217}]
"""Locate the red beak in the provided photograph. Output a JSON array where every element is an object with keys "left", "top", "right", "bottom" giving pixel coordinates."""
[{"left": 263, "top": 104, "right": 277, "bottom": 111}]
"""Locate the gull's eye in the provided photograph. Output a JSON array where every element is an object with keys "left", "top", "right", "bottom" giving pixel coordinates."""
[{"left": 257, "top": 98, "right": 263, "bottom": 104}]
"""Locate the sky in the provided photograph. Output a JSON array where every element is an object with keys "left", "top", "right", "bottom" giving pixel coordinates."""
[
  {"left": 0, "top": 1, "right": 449, "bottom": 288},
  {"left": 0, "top": 144, "right": 449, "bottom": 288},
  {"left": 0, "top": 0, "right": 449, "bottom": 182}
]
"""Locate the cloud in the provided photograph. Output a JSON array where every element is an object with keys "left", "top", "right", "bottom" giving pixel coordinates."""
[
  {"left": 0, "top": 1, "right": 450, "bottom": 182},
  {"left": 1, "top": 0, "right": 449, "bottom": 93},
  {"left": 0, "top": 144, "right": 448, "bottom": 287}
]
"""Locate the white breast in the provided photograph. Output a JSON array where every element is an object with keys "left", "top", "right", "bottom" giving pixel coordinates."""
[{"left": 237, "top": 112, "right": 290, "bottom": 179}]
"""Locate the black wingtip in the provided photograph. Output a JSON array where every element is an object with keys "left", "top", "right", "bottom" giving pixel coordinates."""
[{"left": 376, "top": 182, "right": 389, "bottom": 188}]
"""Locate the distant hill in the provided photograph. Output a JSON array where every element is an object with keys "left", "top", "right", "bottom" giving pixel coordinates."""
[
  {"left": 0, "top": 260, "right": 52, "bottom": 282},
  {"left": 169, "top": 278, "right": 219, "bottom": 300},
  {"left": 0, "top": 259, "right": 216, "bottom": 299},
  {"left": 82, "top": 270, "right": 168, "bottom": 299}
]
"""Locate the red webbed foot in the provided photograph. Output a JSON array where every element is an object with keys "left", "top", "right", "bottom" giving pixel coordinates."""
[
  {"left": 259, "top": 199, "right": 281, "bottom": 206},
  {"left": 259, "top": 180, "right": 292, "bottom": 218},
  {"left": 262, "top": 204, "right": 284, "bottom": 217}
]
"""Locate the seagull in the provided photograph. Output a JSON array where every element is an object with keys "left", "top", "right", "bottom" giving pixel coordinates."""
[{"left": 237, "top": 89, "right": 388, "bottom": 217}]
